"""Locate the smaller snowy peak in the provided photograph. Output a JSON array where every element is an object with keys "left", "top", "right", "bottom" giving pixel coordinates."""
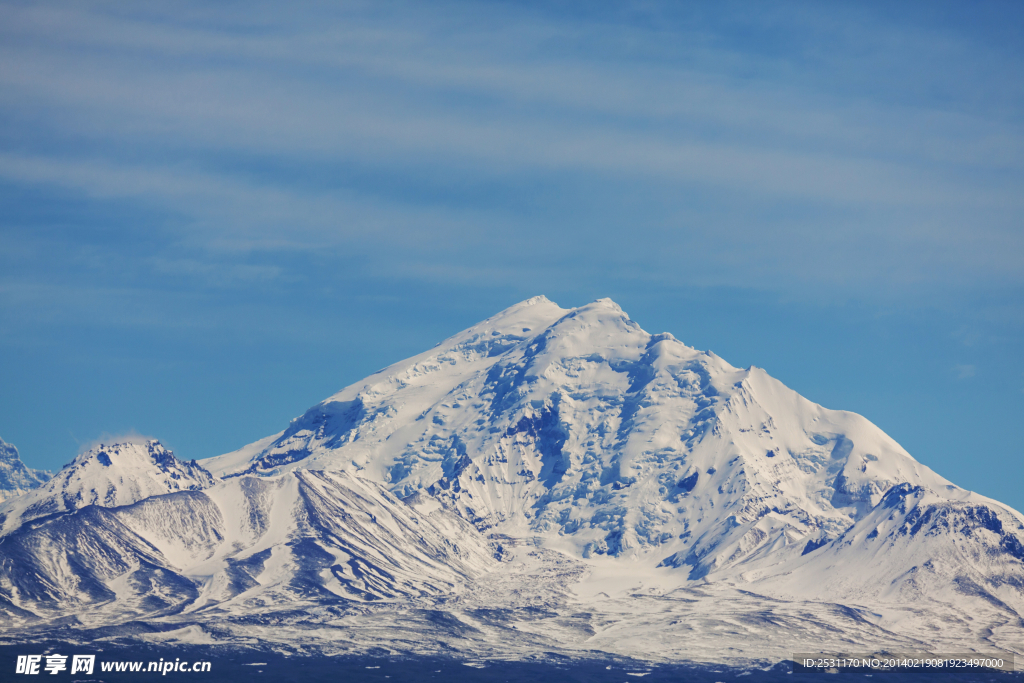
[
  {"left": 0, "top": 439, "right": 216, "bottom": 536},
  {"left": 754, "top": 483, "right": 1024, "bottom": 614},
  {"left": 0, "top": 437, "right": 52, "bottom": 502}
]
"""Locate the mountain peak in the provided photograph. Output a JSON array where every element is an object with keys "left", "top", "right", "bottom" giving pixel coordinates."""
[
  {"left": 0, "top": 438, "right": 216, "bottom": 536},
  {"left": 470, "top": 295, "right": 567, "bottom": 334},
  {"left": 588, "top": 296, "right": 623, "bottom": 310},
  {"left": 0, "top": 437, "right": 16, "bottom": 465},
  {"left": 521, "top": 294, "right": 553, "bottom": 306},
  {"left": 73, "top": 438, "right": 173, "bottom": 469},
  {"left": 0, "top": 436, "right": 52, "bottom": 503},
  {"left": 201, "top": 298, "right": 959, "bottom": 566}
]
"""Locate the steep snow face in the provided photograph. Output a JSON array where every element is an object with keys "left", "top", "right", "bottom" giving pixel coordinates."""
[
  {"left": 201, "top": 297, "right": 960, "bottom": 577},
  {"left": 0, "top": 437, "right": 51, "bottom": 502},
  {"left": 0, "top": 470, "right": 495, "bottom": 623},
  {"left": 0, "top": 439, "right": 215, "bottom": 536}
]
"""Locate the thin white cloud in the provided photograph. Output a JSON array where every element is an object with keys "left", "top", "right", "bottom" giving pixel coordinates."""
[
  {"left": 0, "top": 152, "right": 502, "bottom": 253},
  {"left": 0, "top": 3, "right": 1019, "bottom": 206},
  {"left": 954, "top": 364, "right": 977, "bottom": 380},
  {"left": 0, "top": 0, "right": 1021, "bottom": 302}
]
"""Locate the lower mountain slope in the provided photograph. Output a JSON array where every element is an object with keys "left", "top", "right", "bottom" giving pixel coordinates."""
[{"left": 0, "top": 469, "right": 494, "bottom": 626}]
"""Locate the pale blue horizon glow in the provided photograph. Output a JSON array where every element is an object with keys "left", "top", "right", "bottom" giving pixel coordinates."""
[{"left": 1, "top": 1, "right": 1022, "bottom": 510}]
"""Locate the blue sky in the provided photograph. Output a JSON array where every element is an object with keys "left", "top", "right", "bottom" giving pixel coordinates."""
[{"left": 1, "top": 1, "right": 1022, "bottom": 510}]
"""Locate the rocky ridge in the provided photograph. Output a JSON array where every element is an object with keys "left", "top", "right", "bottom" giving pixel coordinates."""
[{"left": 0, "top": 437, "right": 52, "bottom": 503}]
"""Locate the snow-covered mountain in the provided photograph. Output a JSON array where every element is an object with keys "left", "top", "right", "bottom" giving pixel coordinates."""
[
  {"left": 1, "top": 297, "right": 1022, "bottom": 664},
  {"left": 203, "top": 297, "right": 988, "bottom": 572},
  {"left": 0, "top": 437, "right": 52, "bottom": 502},
  {"left": 0, "top": 468, "right": 494, "bottom": 625},
  {"left": 197, "top": 296, "right": 1024, "bottom": 656},
  {"left": 755, "top": 482, "right": 1024, "bottom": 607},
  {"left": 0, "top": 438, "right": 215, "bottom": 535}
]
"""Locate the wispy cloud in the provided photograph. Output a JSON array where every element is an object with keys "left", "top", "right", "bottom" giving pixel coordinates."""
[
  {"left": 0, "top": 0, "right": 1022, "bottom": 308},
  {"left": 2, "top": 5, "right": 1019, "bottom": 208},
  {"left": 954, "top": 364, "right": 977, "bottom": 380}
]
